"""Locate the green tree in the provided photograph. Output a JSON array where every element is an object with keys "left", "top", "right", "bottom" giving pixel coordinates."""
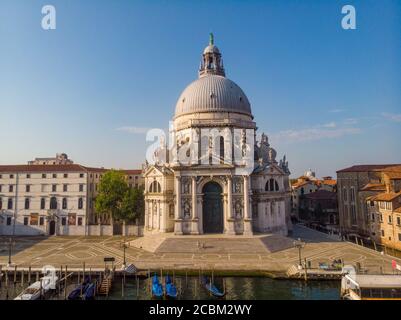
[{"left": 95, "top": 170, "right": 144, "bottom": 223}]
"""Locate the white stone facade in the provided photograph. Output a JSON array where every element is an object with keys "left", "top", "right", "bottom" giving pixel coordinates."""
[
  {"left": 143, "top": 37, "right": 292, "bottom": 236},
  {"left": 0, "top": 163, "right": 143, "bottom": 236}
]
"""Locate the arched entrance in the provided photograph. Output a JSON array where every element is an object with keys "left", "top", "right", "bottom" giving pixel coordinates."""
[
  {"left": 202, "top": 182, "right": 223, "bottom": 234},
  {"left": 49, "top": 220, "right": 56, "bottom": 236}
]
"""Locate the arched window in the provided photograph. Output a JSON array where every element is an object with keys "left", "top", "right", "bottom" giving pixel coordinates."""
[
  {"left": 219, "top": 136, "right": 224, "bottom": 164},
  {"left": 269, "top": 178, "right": 275, "bottom": 191},
  {"left": 149, "top": 181, "right": 161, "bottom": 193},
  {"left": 266, "top": 179, "right": 280, "bottom": 192},
  {"left": 62, "top": 198, "right": 67, "bottom": 210},
  {"left": 40, "top": 198, "right": 46, "bottom": 210},
  {"left": 78, "top": 198, "right": 83, "bottom": 209},
  {"left": 50, "top": 197, "right": 57, "bottom": 210},
  {"left": 24, "top": 198, "right": 30, "bottom": 210},
  {"left": 7, "top": 198, "right": 13, "bottom": 210}
]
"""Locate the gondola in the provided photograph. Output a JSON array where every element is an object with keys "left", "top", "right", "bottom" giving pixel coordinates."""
[
  {"left": 201, "top": 276, "right": 225, "bottom": 298},
  {"left": 164, "top": 275, "right": 178, "bottom": 299},
  {"left": 68, "top": 277, "right": 93, "bottom": 300},
  {"left": 151, "top": 274, "right": 164, "bottom": 299}
]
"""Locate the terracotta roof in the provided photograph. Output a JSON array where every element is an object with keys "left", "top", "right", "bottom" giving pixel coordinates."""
[
  {"left": 321, "top": 179, "right": 337, "bottom": 186},
  {"left": 304, "top": 190, "right": 337, "bottom": 200},
  {"left": 83, "top": 167, "right": 141, "bottom": 175},
  {"left": 361, "top": 183, "right": 386, "bottom": 192},
  {"left": 0, "top": 164, "right": 86, "bottom": 173},
  {"left": 394, "top": 206, "right": 401, "bottom": 213},
  {"left": 378, "top": 165, "right": 401, "bottom": 173},
  {"left": 337, "top": 164, "right": 401, "bottom": 173},
  {"left": 291, "top": 180, "right": 315, "bottom": 188},
  {"left": 0, "top": 164, "right": 142, "bottom": 175},
  {"left": 367, "top": 192, "right": 401, "bottom": 202}
]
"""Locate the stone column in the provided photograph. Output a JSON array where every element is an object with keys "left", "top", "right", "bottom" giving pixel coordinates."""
[
  {"left": 243, "top": 175, "right": 253, "bottom": 236},
  {"left": 226, "top": 176, "right": 235, "bottom": 235},
  {"left": 174, "top": 176, "right": 183, "bottom": 235},
  {"left": 190, "top": 176, "right": 199, "bottom": 234}
]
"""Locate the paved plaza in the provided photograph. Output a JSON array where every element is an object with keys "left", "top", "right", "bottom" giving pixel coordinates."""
[{"left": 0, "top": 225, "right": 400, "bottom": 275}]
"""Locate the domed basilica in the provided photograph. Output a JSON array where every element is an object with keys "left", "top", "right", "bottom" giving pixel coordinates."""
[{"left": 143, "top": 35, "right": 292, "bottom": 236}]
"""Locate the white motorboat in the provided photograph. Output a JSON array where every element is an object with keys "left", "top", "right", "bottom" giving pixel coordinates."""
[{"left": 14, "top": 274, "right": 58, "bottom": 300}]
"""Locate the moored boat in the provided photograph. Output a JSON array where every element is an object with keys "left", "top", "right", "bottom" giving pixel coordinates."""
[
  {"left": 165, "top": 275, "right": 178, "bottom": 299},
  {"left": 152, "top": 274, "right": 164, "bottom": 299},
  {"left": 341, "top": 267, "right": 401, "bottom": 300},
  {"left": 201, "top": 276, "right": 225, "bottom": 298},
  {"left": 14, "top": 274, "right": 58, "bottom": 300}
]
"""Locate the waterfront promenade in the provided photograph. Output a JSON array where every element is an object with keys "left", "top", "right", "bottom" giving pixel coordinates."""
[{"left": 0, "top": 225, "right": 399, "bottom": 276}]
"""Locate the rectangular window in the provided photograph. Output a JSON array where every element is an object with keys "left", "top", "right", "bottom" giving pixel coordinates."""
[
  {"left": 397, "top": 217, "right": 401, "bottom": 226},
  {"left": 399, "top": 233, "right": 401, "bottom": 242},
  {"left": 63, "top": 184, "right": 67, "bottom": 192},
  {"left": 30, "top": 213, "right": 39, "bottom": 226},
  {"left": 380, "top": 214, "right": 383, "bottom": 222},
  {"left": 39, "top": 217, "right": 44, "bottom": 226},
  {"left": 10, "top": 174, "right": 14, "bottom": 179},
  {"left": 26, "top": 174, "right": 30, "bottom": 179},
  {"left": 9, "top": 185, "right": 13, "bottom": 193},
  {"left": 52, "top": 173, "right": 57, "bottom": 178},
  {"left": 61, "top": 217, "right": 66, "bottom": 226},
  {"left": 381, "top": 230, "right": 385, "bottom": 237},
  {"left": 370, "top": 201, "right": 374, "bottom": 207},
  {"left": 26, "top": 185, "right": 30, "bottom": 192},
  {"left": 0, "top": 185, "right": 2, "bottom": 192},
  {"left": 23, "top": 217, "right": 28, "bottom": 225},
  {"left": 6, "top": 217, "right": 11, "bottom": 225},
  {"left": 79, "top": 173, "right": 84, "bottom": 178},
  {"left": 68, "top": 213, "right": 76, "bottom": 225},
  {"left": 350, "top": 205, "right": 357, "bottom": 225},
  {"left": 389, "top": 216, "right": 392, "bottom": 224},
  {"left": 52, "top": 184, "right": 57, "bottom": 192},
  {"left": 79, "top": 184, "right": 84, "bottom": 192},
  {"left": 78, "top": 217, "right": 83, "bottom": 226},
  {"left": 42, "top": 174, "right": 46, "bottom": 178},
  {"left": 64, "top": 173, "right": 68, "bottom": 178},
  {"left": 371, "top": 213, "right": 375, "bottom": 222}
]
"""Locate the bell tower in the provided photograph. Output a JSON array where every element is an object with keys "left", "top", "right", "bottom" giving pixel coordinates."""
[{"left": 199, "top": 33, "right": 225, "bottom": 78}]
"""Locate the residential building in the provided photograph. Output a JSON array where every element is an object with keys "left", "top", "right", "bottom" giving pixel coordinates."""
[
  {"left": 0, "top": 157, "right": 143, "bottom": 236},
  {"left": 337, "top": 164, "right": 401, "bottom": 238},
  {"left": 301, "top": 189, "right": 338, "bottom": 229},
  {"left": 291, "top": 171, "right": 337, "bottom": 218}
]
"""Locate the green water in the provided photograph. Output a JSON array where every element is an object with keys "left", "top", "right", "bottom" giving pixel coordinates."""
[
  {"left": 99, "top": 276, "right": 340, "bottom": 300},
  {"left": 0, "top": 276, "right": 340, "bottom": 300}
]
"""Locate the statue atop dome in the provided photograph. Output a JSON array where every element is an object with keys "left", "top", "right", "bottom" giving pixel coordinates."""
[{"left": 199, "top": 34, "right": 225, "bottom": 78}]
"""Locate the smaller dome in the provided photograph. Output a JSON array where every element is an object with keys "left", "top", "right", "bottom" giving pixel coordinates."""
[{"left": 203, "top": 45, "right": 220, "bottom": 55}]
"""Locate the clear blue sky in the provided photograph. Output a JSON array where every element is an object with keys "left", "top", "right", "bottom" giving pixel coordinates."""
[{"left": 0, "top": 0, "right": 400, "bottom": 177}]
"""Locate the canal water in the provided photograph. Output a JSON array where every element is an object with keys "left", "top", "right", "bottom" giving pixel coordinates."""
[{"left": 0, "top": 276, "right": 340, "bottom": 300}]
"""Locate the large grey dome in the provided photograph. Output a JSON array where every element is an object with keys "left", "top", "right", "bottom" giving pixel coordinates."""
[{"left": 174, "top": 75, "right": 252, "bottom": 118}]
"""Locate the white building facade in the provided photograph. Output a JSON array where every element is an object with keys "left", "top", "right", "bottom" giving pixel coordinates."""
[
  {"left": 0, "top": 157, "right": 143, "bottom": 236},
  {"left": 143, "top": 36, "right": 292, "bottom": 236}
]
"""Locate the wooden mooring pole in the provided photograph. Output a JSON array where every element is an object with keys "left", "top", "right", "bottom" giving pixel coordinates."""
[
  {"left": 28, "top": 266, "right": 31, "bottom": 285},
  {"left": 64, "top": 266, "right": 67, "bottom": 300},
  {"left": 13, "top": 265, "right": 17, "bottom": 285}
]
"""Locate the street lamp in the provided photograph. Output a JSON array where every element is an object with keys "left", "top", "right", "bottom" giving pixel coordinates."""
[
  {"left": 293, "top": 238, "right": 306, "bottom": 267},
  {"left": 120, "top": 239, "right": 130, "bottom": 270}
]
